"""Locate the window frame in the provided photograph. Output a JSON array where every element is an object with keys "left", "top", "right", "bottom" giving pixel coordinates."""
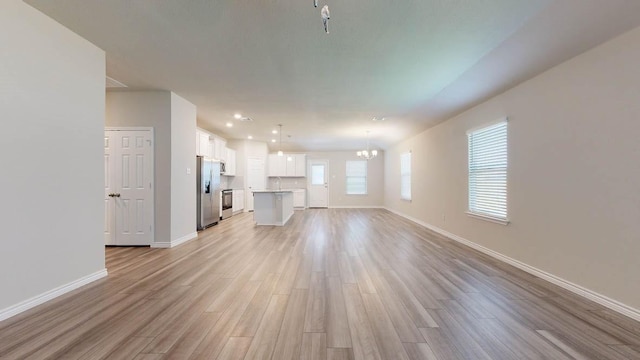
[{"left": 466, "top": 118, "right": 509, "bottom": 225}]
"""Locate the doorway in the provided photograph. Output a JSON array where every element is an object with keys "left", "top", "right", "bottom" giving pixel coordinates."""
[
  {"left": 104, "top": 128, "right": 154, "bottom": 246},
  {"left": 308, "top": 159, "right": 329, "bottom": 208}
]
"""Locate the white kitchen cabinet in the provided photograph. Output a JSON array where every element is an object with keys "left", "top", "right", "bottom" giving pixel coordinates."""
[
  {"left": 196, "top": 130, "right": 211, "bottom": 156},
  {"left": 294, "top": 154, "right": 306, "bottom": 177},
  {"left": 232, "top": 189, "right": 244, "bottom": 213},
  {"left": 224, "top": 148, "right": 236, "bottom": 176},
  {"left": 268, "top": 153, "right": 306, "bottom": 177},
  {"left": 268, "top": 154, "right": 285, "bottom": 177},
  {"left": 201, "top": 135, "right": 226, "bottom": 161},
  {"left": 285, "top": 155, "right": 296, "bottom": 177},
  {"left": 215, "top": 137, "right": 227, "bottom": 161},
  {"left": 293, "top": 189, "right": 306, "bottom": 209}
]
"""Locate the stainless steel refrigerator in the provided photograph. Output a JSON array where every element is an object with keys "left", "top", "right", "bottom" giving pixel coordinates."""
[{"left": 196, "top": 156, "right": 221, "bottom": 230}]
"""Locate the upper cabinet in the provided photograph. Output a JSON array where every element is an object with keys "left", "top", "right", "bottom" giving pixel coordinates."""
[
  {"left": 213, "top": 137, "right": 226, "bottom": 161},
  {"left": 224, "top": 147, "right": 236, "bottom": 176},
  {"left": 196, "top": 130, "right": 211, "bottom": 157},
  {"left": 196, "top": 129, "right": 228, "bottom": 162},
  {"left": 267, "top": 154, "right": 306, "bottom": 177}
]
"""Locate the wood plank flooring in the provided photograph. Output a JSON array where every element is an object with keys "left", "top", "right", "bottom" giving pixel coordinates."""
[{"left": 1, "top": 209, "right": 639, "bottom": 359}]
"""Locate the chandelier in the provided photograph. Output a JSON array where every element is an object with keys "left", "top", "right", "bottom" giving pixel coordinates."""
[{"left": 357, "top": 131, "right": 378, "bottom": 160}]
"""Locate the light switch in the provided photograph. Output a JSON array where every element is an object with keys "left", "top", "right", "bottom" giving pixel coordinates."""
[{"left": 186, "top": 168, "right": 191, "bottom": 175}]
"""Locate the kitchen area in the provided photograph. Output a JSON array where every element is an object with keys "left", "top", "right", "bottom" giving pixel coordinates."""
[{"left": 195, "top": 128, "right": 307, "bottom": 229}]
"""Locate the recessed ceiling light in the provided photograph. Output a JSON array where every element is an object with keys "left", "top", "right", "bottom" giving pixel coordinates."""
[
  {"left": 226, "top": 122, "right": 233, "bottom": 127},
  {"left": 272, "top": 130, "right": 278, "bottom": 134},
  {"left": 248, "top": 135, "right": 253, "bottom": 140},
  {"left": 234, "top": 113, "right": 242, "bottom": 120},
  {"left": 271, "top": 139, "right": 276, "bottom": 143},
  {"left": 372, "top": 117, "right": 386, "bottom": 121}
]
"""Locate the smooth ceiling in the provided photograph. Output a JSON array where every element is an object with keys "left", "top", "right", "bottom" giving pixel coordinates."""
[{"left": 25, "top": 0, "right": 640, "bottom": 151}]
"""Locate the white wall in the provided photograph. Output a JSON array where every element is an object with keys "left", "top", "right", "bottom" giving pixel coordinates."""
[
  {"left": 170, "top": 94, "right": 197, "bottom": 242},
  {"left": 106, "top": 91, "right": 198, "bottom": 246},
  {"left": 270, "top": 151, "right": 385, "bottom": 208},
  {"left": 385, "top": 26, "right": 640, "bottom": 311},
  {"left": 106, "top": 91, "right": 172, "bottom": 244},
  {"left": 0, "top": 1, "right": 105, "bottom": 313}
]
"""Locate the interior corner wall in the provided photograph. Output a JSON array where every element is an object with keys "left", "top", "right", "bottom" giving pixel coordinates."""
[
  {"left": 0, "top": 1, "right": 105, "bottom": 312},
  {"left": 170, "top": 93, "right": 197, "bottom": 242},
  {"left": 105, "top": 91, "right": 172, "bottom": 244},
  {"left": 304, "top": 151, "right": 385, "bottom": 207},
  {"left": 384, "top": 26, "right": 640, "bottom": 310}
]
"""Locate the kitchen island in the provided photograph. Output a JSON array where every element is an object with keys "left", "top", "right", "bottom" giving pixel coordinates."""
[{"left": 252, "top": 190, "right": 294, "bottom": 226}]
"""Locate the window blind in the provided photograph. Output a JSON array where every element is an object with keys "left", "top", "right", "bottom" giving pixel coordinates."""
[
  {"left": 346, "top": 160, "right": 367, "bottom": 195},
  {"left": 468, "top": 120, "right": 508, "bottom": 221},
  {"left": 400, "top": 152, "right": 411, "bottom": 200}
]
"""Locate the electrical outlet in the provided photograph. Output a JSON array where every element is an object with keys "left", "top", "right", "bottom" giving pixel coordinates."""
[{"left": 186, "top": 168, "right": 191, "bottom": 175}]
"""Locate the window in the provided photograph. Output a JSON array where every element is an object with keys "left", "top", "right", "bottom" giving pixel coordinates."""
[
  {"left": 311, "top": 164, "right": 325, "bottom": 185},
  {"left": 346, "top": 160, "right": 367, "bottom": 195},
  {"left": 467, "top": 120, "right": 508, "bottom": 224},
  {"left": 400, "top": 152, "right": 411, "bottom": 200}
]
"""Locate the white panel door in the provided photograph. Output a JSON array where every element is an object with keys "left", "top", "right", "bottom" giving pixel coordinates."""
[
  {"left": 308, "top": 160, "right": 328, "bottom": 208},
  {"left": 246, "top": 157, "right": 265, "bottom": 211},
  {"left": 105, "top": 129, "right": 154, "bottom": 246}
]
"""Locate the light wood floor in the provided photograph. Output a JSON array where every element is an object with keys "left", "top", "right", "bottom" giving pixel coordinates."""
[{"left": 1, "top": 209, "right": 639, "bottom": 360}]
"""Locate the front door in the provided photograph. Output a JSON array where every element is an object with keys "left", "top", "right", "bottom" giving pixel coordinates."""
[
  {"left": 104, "top": 129, "right": 154, "bottom": 246},
  {"left": 246, "top": 157, "right": 265, "bottom": 211},
  {"left": 308, "top": 160, "right": 328, "bottom": 208}
]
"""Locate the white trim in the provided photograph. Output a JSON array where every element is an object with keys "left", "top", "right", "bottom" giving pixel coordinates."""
[
  {"left": 466, "top": 211, "right": 510, "bottom": 225},
  {"left": 151, "top": 232, "right": 198, "bottom": 248},
  {"left": 329, "top": 206, "right": 384, "bottom": 209},
  {"left": 105, "top": 126, "right": 154, "bottom": 132},
  {"left": 384, "top": 207, "right": 640, "bottom": 322},
  {"left": 0, "top": 269, "right": 108, "bottom": 322}
]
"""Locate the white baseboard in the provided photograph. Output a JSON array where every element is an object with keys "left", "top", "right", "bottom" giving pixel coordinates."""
[
  {"left": 172, "top": 232, "right": 198, "bottom": 247},
  {"left": 329, "top": 206, "right": 384, "bottom": 209},
  {"left": 0, "top": 269, "right": 108, "bottom": 322},
  {"left": 151, "top": 232, "right": 198, "bottom": 249},
  {"left": 383, "top": 207, "right": 640, "bottom": 322}
]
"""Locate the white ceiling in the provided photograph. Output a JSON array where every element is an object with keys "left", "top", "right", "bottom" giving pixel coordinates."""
[{"left": 25, "top": 0, "right": 640, "bottom": 152}]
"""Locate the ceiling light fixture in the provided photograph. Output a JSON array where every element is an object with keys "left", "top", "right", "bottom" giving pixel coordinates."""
[
  {"left": 248, "top": 135, "right": 253, "bottom": 140},
  {"left": 226, "top": 122, "right": 233, "bottom": 127},
  {"left": 321, "top": 5, "right": 330, "bottom": 34},
  {"left": 357, "top": 131, "right": 378, "bottom": 160},
  {"left": 271, "top": 139, "right": 276, "bottom": 143},
  {"left": 272, "top": 130, "right": 278, "bottom": 134},
  {"left": 234, "top": 113, "right": 253, "bottom": 122},
  {"left": 277, "top": 124, "right": 284, "bottom": 157}
]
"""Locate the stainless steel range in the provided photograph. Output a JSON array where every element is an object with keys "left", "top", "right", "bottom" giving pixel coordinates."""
[{"left": 221, "top": 189, "right": 233, "bottom": 219}]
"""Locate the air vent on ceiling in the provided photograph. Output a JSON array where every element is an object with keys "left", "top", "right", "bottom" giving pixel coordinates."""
[
  {"left": 239, "top": 117, "right": 253, "bottom": 122},
  {"left": 106, "top": 76, "right": 127, "bottom": 88}
]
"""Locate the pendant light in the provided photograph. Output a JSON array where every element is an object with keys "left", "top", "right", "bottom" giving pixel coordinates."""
[{"left": 277, "top": 124, "right": 284, "bottom": 157}]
